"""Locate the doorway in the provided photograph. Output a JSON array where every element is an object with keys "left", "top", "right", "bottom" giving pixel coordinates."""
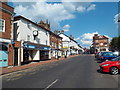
[{"left": 14, "top": 48, "right": 18, "bottom": 66}]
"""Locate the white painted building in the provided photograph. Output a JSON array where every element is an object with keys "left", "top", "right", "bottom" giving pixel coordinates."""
[
  {"left": 13, "top": 16, "right": 51, "bottom": 65},
  {"left": 59, "top": 33, "right": 83, "bottom": 57}
]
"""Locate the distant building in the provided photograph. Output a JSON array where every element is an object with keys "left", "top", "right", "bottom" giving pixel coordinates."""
[
  {"left": 59, "top": 31, "right": 83, "bottom": 57},
  {"left": 92, "top": 34, "right": 109, "bottom": 52},
  {"left": 0, "top": 0, "right": 15, "bottom": 67}
]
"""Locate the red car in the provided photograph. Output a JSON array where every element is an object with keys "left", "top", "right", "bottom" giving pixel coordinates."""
[{"left": 100, "top": 56, "right": 120, "bottom": 75}]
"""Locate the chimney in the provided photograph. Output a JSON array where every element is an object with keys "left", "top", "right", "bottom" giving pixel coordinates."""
[
  {"left": 94, "top": 34, "right": 98, "bottom": 36},
  {"left": 70, "top": 35, "right": 74, "bottom": 39},
  {"left": 38, "top": 20, "right": 45, "bottom": 27},
  {"left": 45, "top": 19, "right": 50, "bottom": 30},
  {"left": 54, "top": 30, "right": 57, "bottom": 35}
]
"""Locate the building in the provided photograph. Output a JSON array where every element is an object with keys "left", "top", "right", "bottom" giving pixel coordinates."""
[
  {"left": 0, "top": 0, "right": 15, "bottom": 67},
  {"left": 13, "top": 16, "right": 51, "bottom": 66},
  {"left": 93, "top": 34, "right": 109, "bottom": 52},
  {"left": 59, "top": 31, "right": 83, "bottom": 57},
  {"left": 50, "top": 30, "right": 63, "bottom": 59}
]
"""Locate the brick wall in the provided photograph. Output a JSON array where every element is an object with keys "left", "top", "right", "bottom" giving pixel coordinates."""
[
  {"left": 50, "top": 33, "right": 62, "bottom": 49},
  {"left": 0, "top": 2, "right": 14, "bottom": 39}
]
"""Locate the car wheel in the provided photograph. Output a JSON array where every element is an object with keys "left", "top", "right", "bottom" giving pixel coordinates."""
[{"left": 110, "top": 67, "right": 119, "bottom": 75}]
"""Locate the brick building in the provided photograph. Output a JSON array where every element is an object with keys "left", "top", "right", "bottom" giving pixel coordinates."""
[
  {"left": 50, "top": 30, "right": 62, "bottom": 59},
  {"left": 93, "top": 34, "right": 109, "bottom": 52},
  {"left": 0, "top": 0, "right": 15, "bottom": 67}
]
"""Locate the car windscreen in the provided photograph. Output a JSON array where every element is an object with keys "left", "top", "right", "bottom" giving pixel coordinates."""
[
  {"left": 103, "top": 52, "right": 119, "bottom": 56},
  {"left": 111, "top": 56, "right": 120, "bottom": 61}
]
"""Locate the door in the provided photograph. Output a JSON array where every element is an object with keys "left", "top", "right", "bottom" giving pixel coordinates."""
[
  {"left": 14, "top": 48, "right": 18, "bottom": 66},
  {"left": 118, "top": 60, "right": 120, "bottom": 69}
]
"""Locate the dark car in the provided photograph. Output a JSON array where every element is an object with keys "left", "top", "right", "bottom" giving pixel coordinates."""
[
  {"left": 95, "top": 52, "right": 102, "bottom": 60},
  {"left": 100, "top": 52, "right": 119, "bottom": 62},
  {"left": 96, "top": 51, "right": 110, "bottom": 60}
]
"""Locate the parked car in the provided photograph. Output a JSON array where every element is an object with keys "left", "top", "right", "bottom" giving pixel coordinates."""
[
  {"left": 100, "top": 56, "right": 120, "bottom": 75},
  {"left": 100, "top": 52, "right": 119, "bottom": 62},
  {"left": 96, "top": 51, "right": 108, "bottom": 60}
]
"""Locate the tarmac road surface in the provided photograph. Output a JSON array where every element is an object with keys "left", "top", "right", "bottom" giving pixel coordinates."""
[{"left": 2, "top": 55, "right": 120, "bottom": 89}]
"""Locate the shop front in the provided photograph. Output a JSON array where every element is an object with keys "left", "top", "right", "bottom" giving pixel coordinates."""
[
  {"left": 22, "top": 42, "right": 50, "bottom": 63},
  {"left": 51, "top": 48, "right": 63, "bottom": 59}
]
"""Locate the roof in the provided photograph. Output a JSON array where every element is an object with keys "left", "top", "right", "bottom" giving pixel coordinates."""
[
  {"left": 0, "top": 1, "right": 14, "bottom": 9},
  {"left": 59, "top": 33, "right": 78, "bottom": 43},
  {"left": 14, "top": 16, "right": 52, "bottom": 33},
  {"left": 93, "top": 35, "right": 109, "bottom": 40},
  {"left": 51, "top": 32, "right": 62, "bottom": 39},
  {"left": 14, "top": 16, "right": 62, "bottom": 39}
]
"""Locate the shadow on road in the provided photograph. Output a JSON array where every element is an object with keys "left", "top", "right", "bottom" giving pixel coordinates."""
[{"left": 97, "top": 69, "right": 110, "bottom": 75}]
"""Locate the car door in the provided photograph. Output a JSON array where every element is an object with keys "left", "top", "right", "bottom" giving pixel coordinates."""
[{"left": 118, "top": 60, "right": 120, "bottom": 69}]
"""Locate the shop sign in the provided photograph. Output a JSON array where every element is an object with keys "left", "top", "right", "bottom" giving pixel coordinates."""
[
  {"left": 40, "top": 47, "right": 50, "bottom": 50},
  {"left": 28, "top": 45, "right": 35, "bottom": 49}
]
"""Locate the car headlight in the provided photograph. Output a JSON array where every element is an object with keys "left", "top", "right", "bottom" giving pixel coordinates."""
[{"left": 102, "top": 64, "right": 110, "bottom": 66}]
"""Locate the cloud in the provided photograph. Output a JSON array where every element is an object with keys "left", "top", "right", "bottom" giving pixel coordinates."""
[
  {"left": 10, "top": 1, "right": 96, "bottom": 30},
  {"left": 87, "top": 4, "right": 96, "bottom": 11},
  {"left": 76, "top": 6, "right": 86, "bottom": 12},
  {"left": 114, "top": 13, "right": 120, "bottom": 24},
  {"left": 62, "top": 24, "right": 70, "bottom": 32},
  {"left": 74, "top": 37, "right": 80, "bottom": 40},
  {"left": 80, "top": 40, "right": 92, "bottom": 45},
  {"left": 80, "top": 32, "right": 98, "bottom": 46},
  {"left": 80, "top": 32, "right": 111, "bottom": 48},
  {"left": 13, "top": 1, "right": 75, "bottom": 30}
]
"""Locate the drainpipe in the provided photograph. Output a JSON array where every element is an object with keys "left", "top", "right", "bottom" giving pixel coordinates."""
[{"left": 10, "top": 17, "right": 14, "bottom": 66}]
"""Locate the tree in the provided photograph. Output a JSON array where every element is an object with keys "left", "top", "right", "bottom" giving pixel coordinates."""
[{"left": 110, "top": 36, "right": 120, "bottom": 51}]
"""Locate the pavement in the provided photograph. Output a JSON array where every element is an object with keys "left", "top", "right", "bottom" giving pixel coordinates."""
[{"left": 0, "top": 55, "right": 79, "bottom": 75}]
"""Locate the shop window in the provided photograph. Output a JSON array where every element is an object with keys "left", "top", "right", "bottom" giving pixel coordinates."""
[
  {"left": 0, "top": 18, "right": 5, "bottom": 32},
  {"left": 0, "top": 44, "right": 8, "bottom": 51}
]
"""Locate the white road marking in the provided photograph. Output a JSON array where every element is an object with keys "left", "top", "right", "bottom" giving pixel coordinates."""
[{"left": 44, "top": 79, "right": 58, "bottom": 90}]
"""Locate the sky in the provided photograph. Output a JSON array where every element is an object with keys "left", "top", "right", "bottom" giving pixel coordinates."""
[{"left": 8, "top": 0, "right": 120, "bottom": 48}]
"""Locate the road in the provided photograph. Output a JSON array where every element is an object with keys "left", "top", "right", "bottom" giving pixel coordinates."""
[{"left": 1, "top": 55, "right": 120, "bottom": 89}]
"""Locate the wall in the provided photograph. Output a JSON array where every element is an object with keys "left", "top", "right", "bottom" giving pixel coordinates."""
[
  {"left": 0, "top": 2, "right": 14, "bottom": 39},
  {"left": 14, "top": 19, "right": 50, "bottom": 46}
]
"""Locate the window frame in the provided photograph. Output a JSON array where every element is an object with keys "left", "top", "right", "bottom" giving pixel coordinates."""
[{"left": 0, "top": 18, "right": 5, "bottom": 32}]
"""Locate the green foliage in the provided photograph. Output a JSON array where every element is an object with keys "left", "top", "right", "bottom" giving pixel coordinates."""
[{"left": 110, "top": 36, "right": 120, "bottom": 51}]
